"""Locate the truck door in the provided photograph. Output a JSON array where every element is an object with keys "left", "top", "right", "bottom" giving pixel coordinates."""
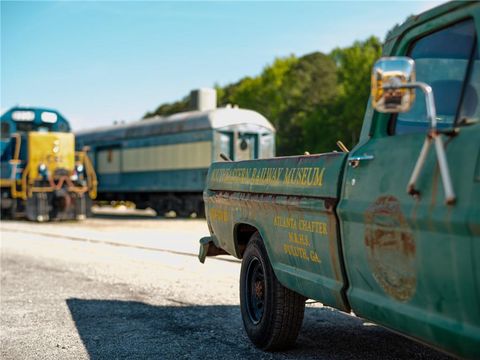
[{"left": 338, "top": 18, "right": 480, "bottom": 356}]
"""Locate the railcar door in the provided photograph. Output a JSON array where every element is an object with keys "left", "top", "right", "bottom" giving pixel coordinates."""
[
  {"left": 338, "top": 17, "right": 480, "bottom": 358},
  {"left": 235, "top": 133, "right": 257, "bottom": 161}
]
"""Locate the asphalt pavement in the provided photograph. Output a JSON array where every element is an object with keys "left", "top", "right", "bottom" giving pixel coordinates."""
[{"left": 0, "top": 209, "right": 453, "bottom": 359}]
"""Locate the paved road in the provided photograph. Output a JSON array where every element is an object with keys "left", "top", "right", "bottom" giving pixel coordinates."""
[{"left": 1, "top": 211, "right": 452, "bottom": 359}]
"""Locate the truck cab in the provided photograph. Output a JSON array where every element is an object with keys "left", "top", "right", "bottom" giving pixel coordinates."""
[{"left": 338, "top": 8, "right": 479, "bottom": 357}]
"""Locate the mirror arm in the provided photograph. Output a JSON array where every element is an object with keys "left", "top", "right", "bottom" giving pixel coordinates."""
[
  {"left": 399, "top": 82, "right": 437, "bottom": 129},
  {"left": 384, "top": 81, "right": 455, "bottom": 205},
  {"left": 383, "top": 81, "right": 437, "bottom": 129}
]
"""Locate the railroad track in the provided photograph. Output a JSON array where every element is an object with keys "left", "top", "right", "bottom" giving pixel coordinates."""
[{"left": 1, "top": 227, "right": 240, "bottom": 264}]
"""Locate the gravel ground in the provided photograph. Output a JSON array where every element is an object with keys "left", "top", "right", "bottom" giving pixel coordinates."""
[{"left": 0, "top": 212, "right": 452, "bottom": 359}]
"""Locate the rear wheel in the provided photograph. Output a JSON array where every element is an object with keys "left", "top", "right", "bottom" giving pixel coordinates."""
[{"left": 240, "top": 232, "right": 306, "bottom": 351}]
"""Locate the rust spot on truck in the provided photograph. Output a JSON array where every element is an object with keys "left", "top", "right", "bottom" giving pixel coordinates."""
[
  {"left": 324, "top": 197, "right": 337, "bottom": 213},
  {"left": 327, "top": 209, "right": 342, "bottom": 281},
  {"left": 364, "top": 196, "right": 416, "bottom": 302}
]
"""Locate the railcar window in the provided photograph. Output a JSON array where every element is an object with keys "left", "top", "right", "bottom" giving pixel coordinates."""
[
  {"left": 215, "top": 131, "right": 233, "bottom": 161},
  {"left": 260, "top": 133, "right": 275, "bottom": 159},
  {"left": 1, "top": 123, "right": 10, "bottom": 139},
  {"left": 395, "top": 19, "right": 477, "bottom": 135}
]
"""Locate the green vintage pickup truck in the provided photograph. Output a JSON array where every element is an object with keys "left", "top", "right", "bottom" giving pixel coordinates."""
[{"left": 199, "top": 2, "right": 480, "bottom": 358}]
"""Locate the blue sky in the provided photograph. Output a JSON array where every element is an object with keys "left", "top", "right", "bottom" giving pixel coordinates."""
[{"left": 1, "top": 1, "right": 445, "bottom": 130}]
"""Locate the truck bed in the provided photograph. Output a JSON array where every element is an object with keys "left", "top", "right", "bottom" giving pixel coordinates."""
[{"left": 204, "top": 152, "right": 350, "bottom": 311}]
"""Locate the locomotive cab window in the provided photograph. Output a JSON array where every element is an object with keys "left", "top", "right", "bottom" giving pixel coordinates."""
[
  {"left": 15, "top": 121, "right": 55, "bottom": 133},
  {"left": 394, "top": 19, "right": 478, "bottom": 135},
  {"left": 15, "top": 122, "right": 36, "bottom": 132},
  {"left": 1, "top": 122, "right": 10, "bottom": 139},
  {"left": 57, "top": 121, "right": 70, "bottom": 132}
]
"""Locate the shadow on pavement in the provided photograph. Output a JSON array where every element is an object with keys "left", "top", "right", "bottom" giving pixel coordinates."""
[{"left": 66, "top": 299, "right": 451, "bottom": 360}]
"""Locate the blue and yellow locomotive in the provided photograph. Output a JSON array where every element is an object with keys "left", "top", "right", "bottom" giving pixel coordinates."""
[{"left": 0, "top": 107, "right": 97, "bottom": 221}]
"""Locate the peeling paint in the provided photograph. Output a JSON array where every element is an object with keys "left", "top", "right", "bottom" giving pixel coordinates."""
[{"left": 364, "top": 196, "right": 416, "bottom": 302}]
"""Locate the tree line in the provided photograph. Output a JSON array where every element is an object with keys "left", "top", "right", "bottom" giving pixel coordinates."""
[{"left": 143, "top": 36, "right": 382, "bottom": 156}]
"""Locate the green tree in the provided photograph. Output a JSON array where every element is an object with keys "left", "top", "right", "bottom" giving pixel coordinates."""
[
  {"left": 220, "top": 53, "right": 337, "bottom": 155},
  {"left": 277, "top": 52, "right": 337, "bottom": 154},
  {"left": 303, "top": 36, "right": 382, "bottom": 153},
  {"left": 143, "top": 96, "right": 190, "bottom": 119},
  {"left": 220, "top": 55, "right": 297, "bottom": 125}
]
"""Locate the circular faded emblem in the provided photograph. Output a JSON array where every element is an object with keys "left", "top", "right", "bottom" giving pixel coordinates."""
[{"left": 364, "top": 196, "right": 416, "bottom": 301}]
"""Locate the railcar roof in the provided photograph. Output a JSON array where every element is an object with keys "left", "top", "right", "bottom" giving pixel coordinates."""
[{"left": 76, "top": 107, "right": 275, "bottom": 142}]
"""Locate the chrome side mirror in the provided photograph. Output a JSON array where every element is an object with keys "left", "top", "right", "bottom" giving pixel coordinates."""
[{"left": 371, "top": 57, "right": 416, "bottom": 113}]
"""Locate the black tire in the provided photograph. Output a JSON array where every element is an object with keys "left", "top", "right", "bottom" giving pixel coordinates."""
[{"left": 240, "top": 232, "right": 306, "bottom": 351}]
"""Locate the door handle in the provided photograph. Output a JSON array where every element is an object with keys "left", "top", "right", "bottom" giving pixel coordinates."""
[{"left": 348, "top": 154, "right": 374, "bottom": 168}]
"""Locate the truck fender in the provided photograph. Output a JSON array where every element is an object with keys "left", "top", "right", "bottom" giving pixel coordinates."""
[{"left": 233, "top": 221, "right": 268, "bottom": 259}]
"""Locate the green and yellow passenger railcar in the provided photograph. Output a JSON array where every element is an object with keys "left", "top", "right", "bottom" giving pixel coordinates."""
[{"left": 76, "top": 91, "right": 275, "bottom": 217}]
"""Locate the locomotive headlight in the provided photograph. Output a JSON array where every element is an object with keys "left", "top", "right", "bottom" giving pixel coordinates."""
[
  {"left": 38, "top": 163, "right": 48, "bottom": 179},
  {"left": 72, "top": 163, "right": 84, "bottom": 181}
]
